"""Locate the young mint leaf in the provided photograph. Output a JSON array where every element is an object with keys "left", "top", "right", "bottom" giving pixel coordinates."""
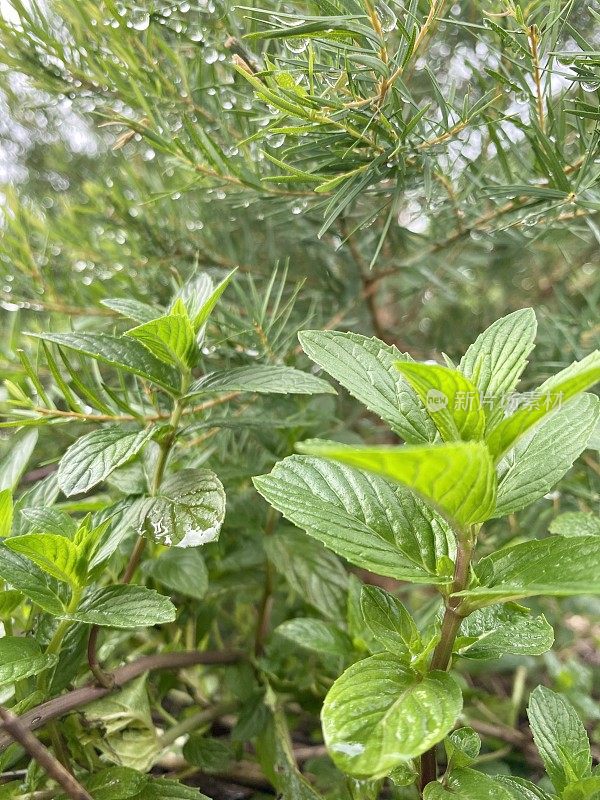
[
  {"left": 101, "top": 298, "right": 161, "bottom": 324},
  {"left": 321, "top": 653, "right": 462, "bottom": 778},
  {"left": 187, "top": 365, "right": 335, "bottom": 397},
  {"left": 254, "top": 455, "right": 455, "bottom": 583},
  {"left": 275, "top": 618, "right": 353, "bottom": 657},
  {"left": 486, "top": 350, "right": 600, "bottom": 460},
  {"left": 142, "top": 468, "right": 226, "bottom": 547},
  {"left": 360, "top": 585, "right": 421, "bottom": 659},
  {"left": 58, "top": 425, "right": 155, "bottom": 497},
  {"left": 0, "top": 489, "right": 12, "bottom": 537},
  {"left": 191, "top": 269, "right": 236, "bottom": 332},
  {"left": 444, "top": 727, "right": 481, "bottom": 769},
  {"left": 493, "top": 393, "right": 599, "bottom": 517},
  {"left": 30, "top": 332, "right": 180, "bottom": 393},
  {"left": 141, "top": 548, "right": 208, "bottom": 600},
  {"left": 394, "top": 362, "right": 485, "bottom": 442},
  {"left": 549, "top": 512, "right": 600, "bottom": 537},
  {"left": 457, "top": 603, "right": 554, "bottom": 659},
  {"left": 0, "top": 543, "right": 63, "bottom": 614},
  {"left": 562, "top": 776, "right": 600, "bottom": 799},
  {"left": 528, "top": 686, "right": 592, "bottom": 792},
  {"left": 67, "top": 585, "right": 176, "bottom": 628},
  {"left": 0, "top": 637, "right": 58, "bottom": 687},
  {"left": 295, "top": 440, "right": 497, "bottom": 527},
  {"left": 5, "top": 533, "right": 83, "bottom": 587},
  {"left": 460, "top": 535, "right": 600, "bottom": 606},
  {"left": 424, "top": 768, "right": 514, "bottom": 799},
  {"left": 459, "top": 308, "right": 537, "bottom": 405},
  {"left": 125, "top": 312, "right": 196, "bottom": 368},
  {"left": 298, "top": 330, "right": 437, "bottom": 443}
]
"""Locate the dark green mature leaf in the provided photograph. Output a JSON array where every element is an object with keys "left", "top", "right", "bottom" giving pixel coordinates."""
[
  {"left": 254, "top": 455, "right": 455, "bottom": 584},
  {"left": 322, "top": 653, "right": 462, "bottom": 778},
  {"left": 459, "top": 308, "right": 537, "bottom": 404},
  {"left": 30, "top": 332, "right": 180, "bottom": 393},
  {"left": 5, "top": 533, "right": 82, "bottom": 586},
  {"left": 424, "top": 768, "right": 514, "bottom": 799},
  {"left": 19, "top": 507, "right": 77, "bottom": 538},
  {"left": 187, "top": 365, "right": 335, "bottom": 397},
  {"left": 141, "top": 547, "right": 208, "bottom": 600},
  {"left": 264, "top": 530, "right": 348, "bottom": 620},
  {"left": 360, "top": 585, "right": 421, "bottom": 659},
  {"left": 126, "top": 312, "right": 196, "bottom": 368},
  {"left": 456, "top": 603, "right": 554, "bottom": 659},
  {"left": 296, "top": 440, "right": 497, "bottom": 527},
  {"left": 394, "top": 362, "right": 485, "bottom": 442},
  {"left": 528, "top": 686, "right": 592, "bottom": 792},
  {"left": 183, "top": 735, "right": 233, "bottom": 773},
  {"left": 486, "top": 351, "right": 600, "bottom": 460},
  {"left": 0, "top": 637, "right": 58, "bottom": 687},
  {"left": 493, "top": 394, "right": 600, "bottom": 517},
  {"left": 549, "top": 512, "right": 600, "bottom": 537},
  {"left": 57, "top": 766, "right": 147, "bottom": 800},
  {"left": 460, "top": 536, "right": 600, "bottom": 606},
  {"left": 495, "top": 776, "right": 554, "bottom": 800},
  {"left": 143, "top": 468, "right": 226, "bottom": 547},
  {"left": 298, "top": 331, "right": 437, "bottom": 443},
  {"left": 67, "top": 585, "right": 176, "bottom": 628},
  {"left": 133, "top": 778, "right": 211, "bottom": 800},
  {"left": 0, "top": 544, "right": 63, "bottom": 614},
  {"left": 58, "top": 425, "right": 155, "bottom": 497},
  {"left": 275, "top": 618, "right": 353, "bottom": 656}
]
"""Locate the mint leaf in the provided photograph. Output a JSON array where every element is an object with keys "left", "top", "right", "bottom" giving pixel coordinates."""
[
  {"left": 298, "top": 330, "right": 437, "bottom": 443},
  {"left": 187, "top": 365, "right": 335, "bottom": 397},
  {"left": 19, "top": 507, "right": 77, "bottom": 538},
  {"left": 0, "top": 590, "right": 23, "bottom": 618},
  {"left": 395, "top": 362, "right": 485, "bottom": 442},
  {"left": 67, "top": 585, "right": 176, "bottom": 628},
  {"left": 493, "top": 393, "right": 599, "bottom": 517},
  {"left": 444, "top": 728, "right": 481, "bottom": 769},
  {"left": 0, "top": 637, "right": 58, "bottom": 687},
  {"left": 126, "top": 312, "right": 196, "bottom": 368},
  {"left": 101, "top": 299, "right": 161, "bottom": 324},
  {"left": 322, "top": 653, "right": 462, "bottom": 777},
  {"left": 296, "top": 440, "right": 497, "bottom": 527},
  {"left": 254, "top": 455, "right": 455, "bottom": 583},
  {"left": 495, "top": 776, "right": 555, "bottom": 800},
  {"left": 424, "top": 768, "right": 514, "bottom": 799},
  {"left": 0, "top": 544, "right": 63, "bottom": 614},
  {"left": 459, "top": 308, "right": 537, "bottom": 407},
  {"left": 30, "top": 332, "right": 180, "bottom": 393},
  {"left": 460, "top": 535, "right": 600, "bottom": 606},
  {"left": 191, "top": 269, "right": 235, "bottom": 331},
  {"left": 457, "top": 603, "right": 554, "bottom": 659},
  {"left": 0, "top": 429, "right": 38, "bottom": 490},
  {"left": 528, "top": 685, "right": 592, "bottom": 792},
  {"left": 549, "top": 512, "right": 600, "bottom": 537},
  {"left": 58, "top": 425, "right": 155, "bottom": 497},
  {"left": 141, "top": 548, "right": 208, "bottom": 600},
  {"left": 142, "top": 468, "right": 226, "bottom": 547},
  {"left": 360, "top": 585, "right": 421, "bottom": 659},
  {"left": 5, "top": 533, "right": 83, "bottom": 586},
  {"left": 486, "top": 350, "right": 600, "bottom": 460},
  {"left": 275, "top": 618, "right": 353, "bottom": 656}
]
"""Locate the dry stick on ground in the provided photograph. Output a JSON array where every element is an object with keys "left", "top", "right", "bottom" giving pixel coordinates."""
[
  {"left": 0, "top": 707, "right": 93, "bottom": 800},
  {"left": 0, "top": 650, "right": 242, "bottom": 752}
]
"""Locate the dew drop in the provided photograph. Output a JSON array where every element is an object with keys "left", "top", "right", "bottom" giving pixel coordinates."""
[
  {"left": 376, "top": 1, "right": 397, "bottom": 33},
  {"left": 130, "top": 9, "right": 150, "bottom": 30},
  {"left": 205, "top": 47, "right": 218, "bottom": 64}
]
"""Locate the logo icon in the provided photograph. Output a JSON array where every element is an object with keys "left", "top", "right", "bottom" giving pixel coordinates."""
[{"left": 426, "top": 389, "right": 448, "bottom": 412}]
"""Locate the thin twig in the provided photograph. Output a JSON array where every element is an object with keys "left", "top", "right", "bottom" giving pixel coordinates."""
[
  {"left": 0, "top": 650, "right": 243, "bottom": 752},
  {"left": 0, "top": 707, "right": 93, "bottom": 800}
]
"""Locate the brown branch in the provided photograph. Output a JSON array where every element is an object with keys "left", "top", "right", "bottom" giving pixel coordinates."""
[
  {"left": 0, "top": 707, "right": 93, "bottom": 800},
  {"left": 0, "top": 650, "right": 242, "bottom": 752}
]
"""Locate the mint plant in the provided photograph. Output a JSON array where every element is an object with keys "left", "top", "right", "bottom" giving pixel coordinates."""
[{"left": 255, "top": 308, "right": 600, "bottom": 796}]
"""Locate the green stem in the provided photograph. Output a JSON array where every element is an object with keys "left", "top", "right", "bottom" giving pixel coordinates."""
[{"left": 418, "top": 531, "right": 474, "bottom": 793}]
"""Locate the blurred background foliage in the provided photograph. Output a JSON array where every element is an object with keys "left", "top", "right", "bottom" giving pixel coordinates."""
[{"left": 0, "top": 0, "right": 599, "bottom": 797}]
